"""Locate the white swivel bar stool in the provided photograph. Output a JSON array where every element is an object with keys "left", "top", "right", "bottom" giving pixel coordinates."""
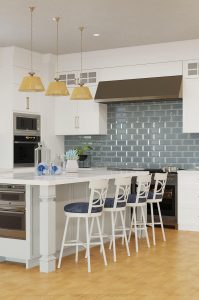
[
  {"left": 127, "top": 174, "right": 152, "bottom": 253},
  {"left": 102, "top": 177, "right": 132, "bottom": 262},
  {"left": 147, "top": 173, "right": 167, "bottom": 245},
  {"left": 58, "top": 179, "right": 109, "bottom": 273}
]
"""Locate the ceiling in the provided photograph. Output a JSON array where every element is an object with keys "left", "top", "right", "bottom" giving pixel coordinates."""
[{"left": 1, "top": 0, "right": 199, "bottom": 54}]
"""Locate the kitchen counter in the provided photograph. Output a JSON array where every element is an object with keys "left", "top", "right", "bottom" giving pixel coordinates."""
[
  {"left": 0, "top": 168, "right": 146, "bottom": 185},
  {"left": 0, "top": 168, "right": 148, "bottom": 273},
  {"left": 177, "top": 169, "right": 199, "bottom": 173}
]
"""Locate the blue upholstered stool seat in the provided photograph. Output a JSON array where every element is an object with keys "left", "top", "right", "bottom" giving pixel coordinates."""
[
  {"left": 148, "top": 192, "right": 162, "bottom": 200},
  {"left": 127, "top": 193, "right": 146, "bottom": 204},
  {"left": 104, "top": 197, "right": 126, "bottom": 208},
  {"left": 64, "top": 202, "right": 102, "bottom": 214}
]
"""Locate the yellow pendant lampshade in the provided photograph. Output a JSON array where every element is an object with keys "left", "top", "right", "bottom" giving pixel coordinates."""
[
  {"left": 19, "top": 7, "right": 45, "bottom": 93},
  {"left": 46, "top": 17, "right": 69, "bottom": 96},
  {"left": 70, "top": 84, "right": 92, "bottom": 100},
  {"left": 19, "top": 73, "right": 45, "bottom": 92},
  {"left": 46, "top": 80, "right": 69, "bottom": 96},
  {"left": 70, "top": 26, "right": 92, "bottom": 100}
]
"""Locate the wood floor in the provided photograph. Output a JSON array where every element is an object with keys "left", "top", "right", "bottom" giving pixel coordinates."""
[{"left": 1, "top": 229, "right": 199, "bottom": 300}]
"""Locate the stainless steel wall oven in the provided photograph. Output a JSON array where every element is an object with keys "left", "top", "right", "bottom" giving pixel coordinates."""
[
  {"left": 14, "top": 135, "right": 40, "bottom": 167},
  {"left": 0, "top": 184, "right": 26, "bottom": 240},
  {"left": 13, "top": 113, "right": 41, "bottom": 167}
]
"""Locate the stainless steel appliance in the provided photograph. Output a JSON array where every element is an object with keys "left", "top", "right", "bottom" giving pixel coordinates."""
[
  {"left": 14, "top": 113, "right": 40, "bottom": 136},
  {"left": 95, "top": 75, "right": 182, "bottom": 103},
  {"left": 14, "top": 135, "right": 40, "bottom": 167},
  {"left": 0, "top": 184, "right": 26, "bottom": 240}
]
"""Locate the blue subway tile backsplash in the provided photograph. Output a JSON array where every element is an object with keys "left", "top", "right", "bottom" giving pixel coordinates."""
[{"left": 65, "top": 100, "right": 199, "bottom": 169}]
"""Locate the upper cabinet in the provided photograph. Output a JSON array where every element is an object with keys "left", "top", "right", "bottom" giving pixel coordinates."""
[
  {"left": 98, "top": 61, "right": 182, "bottom": 81},
  {"left": 183, "top": 60, "right": 199, "bottom": 133},
  {"left": 13, "top": 85, "right": 41, "bottom": 113},
  {"left": 54, "top": 85, "right": 107, "bottom": 135}
]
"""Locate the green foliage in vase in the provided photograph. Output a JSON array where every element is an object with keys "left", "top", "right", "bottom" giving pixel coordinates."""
[{"left": 75, "top": 144, "right": 93, "bottom": 156}]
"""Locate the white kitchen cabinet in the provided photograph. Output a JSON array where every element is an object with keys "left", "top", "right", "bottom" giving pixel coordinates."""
[
  {"left": 178, "top": 171, "right": 199, "bottom": 231},
  {"left": 54, "top": 86, "right": 107, "bottom": 135},
  {"left": 98, "top": 61, "right": 182, "bottom": 81},
  {"left": 183, "top": 60, "right": 199, "bottom": 133},
  {"left": 13, "top": 84, "right": 41, "bottom": 114}
]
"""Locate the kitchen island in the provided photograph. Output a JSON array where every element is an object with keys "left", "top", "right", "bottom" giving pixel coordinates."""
[{"left": 0, "top": 168, "right": 148, "bottom": 273}]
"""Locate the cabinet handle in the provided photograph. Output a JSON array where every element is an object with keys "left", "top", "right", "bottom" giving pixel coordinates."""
[
  {"left": 77, "top": 116, "right": 80, "bottom": 128},
  {"left": 74, "top": 116, "right": 78, "bottom": 128}
]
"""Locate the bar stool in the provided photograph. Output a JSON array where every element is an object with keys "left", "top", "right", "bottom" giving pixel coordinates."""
[
  {"left": 102, "top": 177, "right": 132, "bottom": 262},
  {"left": 57, "top": 179, "right": 109, "bottom": 273},
  {"left": 127, "top": 174, "right": 152, "bottom": 253},
  {"left": 147, "top": 173, "right": 167, "bottom": 245}
]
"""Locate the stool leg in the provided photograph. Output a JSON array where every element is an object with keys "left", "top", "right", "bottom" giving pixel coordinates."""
[
  {"left": 157, "top": 202, "right": 166, "bottom": 242},
  {"left": 133, "top": 207, "right": 138, "bottom": 253},
  {"left": 58, "top": 216, "right": 69, "bottom": 268},
  {"left": 85, "top": 217, "right": 94, "bottom": 259},
  {"left": 120, "top": 210, "right": 130, "bottom": 256},
  {"left": 109, "top": 211, "right": 117, "bottom": 250},
  {"left": 85, "top": 217, "right": 91, "bottom": 272},
  {"left": 111, "top": 211, "right": 116, "bottom": 262},
  {"left": 75, "top": 217, "right": 80, "bottom": 262},
  {"left": 141, "top": 206, "right": 150, "bottom": 249},
  {"left": 121, "top": 209, "right": 126, "bottom": 245},
  {"left": 128, "top": 208, "right": 134, "bottom": 244},
  {"left": 96, "top": 216, "right": 107, "bottom": 266},
  {"left": 100, "top": 213, "right": 105, "bottom": 254},
  {"left": 150, "top": 202, "right": 156, "bottom": 246}
]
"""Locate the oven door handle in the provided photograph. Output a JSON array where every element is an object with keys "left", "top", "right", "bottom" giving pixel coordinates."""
[
  {"left": 0, "top": 210, "right": 25, "bottom": 215},
  {"left": 14, "top": 141, "right": 38, "bottom": 144},
  {"left": 0, "top": 190, "right": 25, "bottom": 194}
]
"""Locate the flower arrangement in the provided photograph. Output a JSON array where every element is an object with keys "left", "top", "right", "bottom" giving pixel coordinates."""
[{"left": 65, "top": 149, "right": 79, "bottom": 161}]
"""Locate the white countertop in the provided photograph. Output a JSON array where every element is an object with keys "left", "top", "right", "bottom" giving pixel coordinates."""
[
  {"left": 177, "top": 169, "right": 199, "bottom": 174},
  {"left": 0, "top": 168, "right": 148, "bottom": 186}
]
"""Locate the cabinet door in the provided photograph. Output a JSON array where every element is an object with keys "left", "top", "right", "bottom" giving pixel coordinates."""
[
  {"left": 183, "top": 61, "right": 199, "bottom": 133},
  {"left": 13, "top": 84, "right": 41, "bottom": 113},
  {"left": 54, "top": 86, "right": 107, "bottom": 135},
  {"left": 75, "top": 86, "right": 100, "bottom": 135},
  {"left": 54, "top": 97, "right": 77, "bottom": 135}
]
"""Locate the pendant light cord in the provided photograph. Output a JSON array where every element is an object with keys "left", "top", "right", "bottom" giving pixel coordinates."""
[
  {"left": 29, "top": 7, "right": 35, "bottom": 75},
  {"left": 53, "top": 17, "right": 60, "bottom": 80},
  {"left": 79, "top": 26, "right": 84, "bottom": 85},
  {"left": 56, "top": 19, "right": 59, "bottom": 79}
]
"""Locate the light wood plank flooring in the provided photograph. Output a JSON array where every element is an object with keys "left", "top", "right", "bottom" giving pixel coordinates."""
[{"left": 1, "top": 229, "right": 199, "bottom": 300}]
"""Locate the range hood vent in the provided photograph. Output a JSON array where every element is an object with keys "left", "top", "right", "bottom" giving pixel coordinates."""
[{"left": 95, "top": 75, "right": 182, "bottom": 103}]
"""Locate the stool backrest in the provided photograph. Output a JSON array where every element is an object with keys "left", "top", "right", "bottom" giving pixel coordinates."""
[
  {"left": 113, "top": 177, "right": 132, "bottom": 209},
  {"left": 88, "top": 179, "right": 109, "bottom": 214},
  {"left": 153, "top": 173, "right": 167, "bottom": 201},
  {"left": 136, "top": 174, "right": 152, "bottom": 203}
]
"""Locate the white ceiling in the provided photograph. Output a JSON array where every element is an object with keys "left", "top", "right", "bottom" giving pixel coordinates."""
[{"left": 1, "top": 0, "right": 199, "bottom": 54}]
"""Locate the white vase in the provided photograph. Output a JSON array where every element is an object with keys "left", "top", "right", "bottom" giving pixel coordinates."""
[{"left": 65, "top": 160, "right": 79, "bottom": 173}]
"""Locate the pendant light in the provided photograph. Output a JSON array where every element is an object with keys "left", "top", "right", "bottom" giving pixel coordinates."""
[
  {"left": 19, "top": 7, "right": 45, "bottom": 92},
  {"left": 46, "top": 17, "right": 69, "bottom": 96},
  {"left": 70, "top": 26, "right": 92, "bottom": 100}
]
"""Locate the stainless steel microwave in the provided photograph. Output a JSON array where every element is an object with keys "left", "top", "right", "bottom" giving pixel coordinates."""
[{"left": 13, "top": 113, "right": 41, "bottom": 136}]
